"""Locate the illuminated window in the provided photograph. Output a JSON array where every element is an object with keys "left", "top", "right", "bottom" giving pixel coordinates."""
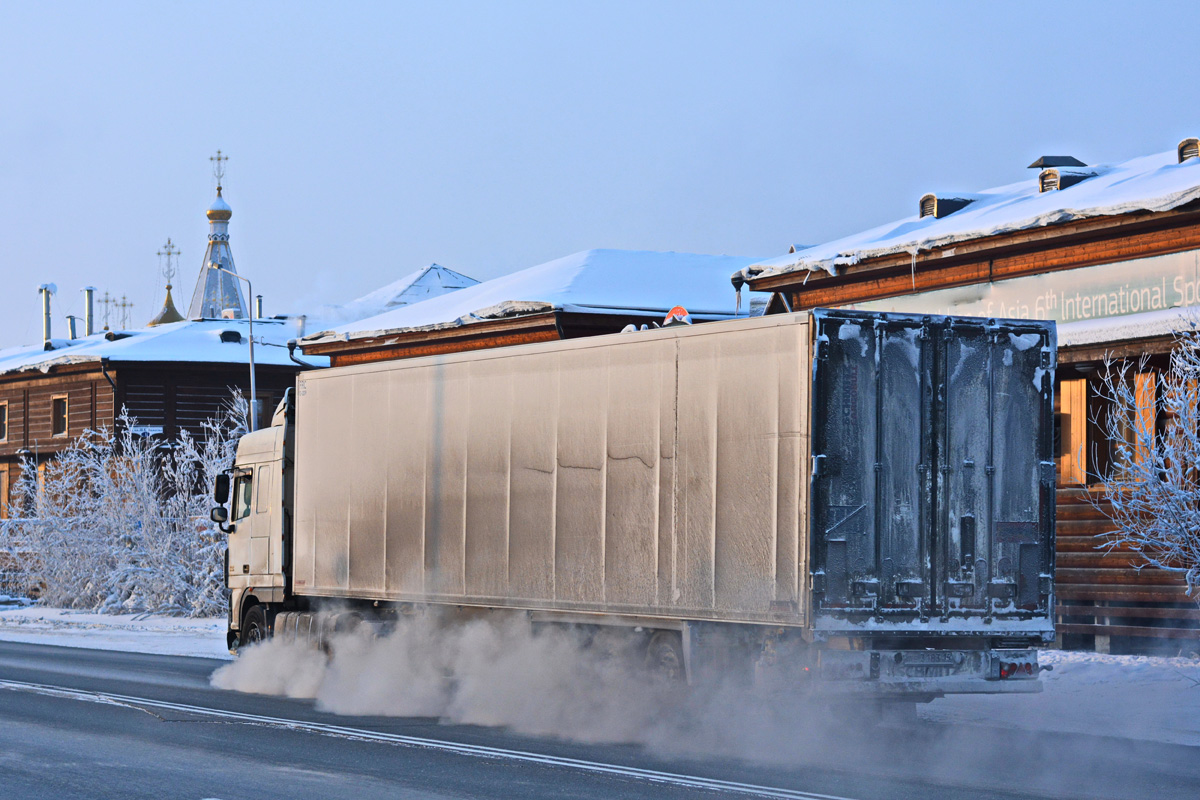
[{"left": 51, "top": 396, "right": 68, "bottom": 437}]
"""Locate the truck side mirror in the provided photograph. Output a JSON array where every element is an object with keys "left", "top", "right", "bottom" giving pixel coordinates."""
[
  {"left": 214, "top": 473, "right": 230, "bottom": 504},
  {"left": 210, "top": 506, "right": 229, "bottom": 524}
]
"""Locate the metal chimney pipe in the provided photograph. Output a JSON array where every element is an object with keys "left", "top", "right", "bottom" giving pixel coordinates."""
[
  {"left": 83, "top": 286, "right": 95, "bottom": 336},
  {"left": 38, "top": 284, "right": 56, "bottom": 350},
  {"left": 66, "top": 315, "right": 80, "bottom": 340},
  {"left": 254, "top": 294, "right": 263, "bottom": 319}
]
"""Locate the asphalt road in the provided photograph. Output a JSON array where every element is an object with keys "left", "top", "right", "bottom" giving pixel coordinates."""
[{"left": 0, "top": 640, "right": 1195, "bottom": 800}]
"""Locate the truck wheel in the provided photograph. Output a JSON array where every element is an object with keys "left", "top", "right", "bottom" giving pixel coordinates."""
[
  {"left": 644, "top": 631, "right": 685, "bottom": 683},
  {"left": 240, "top": 604, "right": 270, "bottom": 649}
]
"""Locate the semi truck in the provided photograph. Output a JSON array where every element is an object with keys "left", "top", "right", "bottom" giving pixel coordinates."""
[{"left": 212, "top": 308, "right": 1056, "bottom": 697}]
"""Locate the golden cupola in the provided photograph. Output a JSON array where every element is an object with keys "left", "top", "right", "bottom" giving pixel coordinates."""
[{"left": 206, "top": 186, "right": 232, "bottom": 221}]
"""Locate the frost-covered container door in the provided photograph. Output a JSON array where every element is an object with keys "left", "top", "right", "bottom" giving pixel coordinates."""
[
  {"left": 810, "top": 311, "right": 935, "bottom": 617},
  {"left": 936, "top": 318, "right": 1056, "bottom": 621},
  {"left": 809, "top": 309, "right": 1055, "bottom": 634}
]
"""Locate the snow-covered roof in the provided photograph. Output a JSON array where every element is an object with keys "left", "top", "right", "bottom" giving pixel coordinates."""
[
  {"left": 745, "top": 148, "right": 1200, "bottom": 283},
  {"left": 304, "top": 249, "right": 761, "bottom": 345},
  {"left": 304, "top": 264, "right": 479, "bottom": 330},
  {"left": 0, "top": 318, "right": 327, "bottom": 378}
]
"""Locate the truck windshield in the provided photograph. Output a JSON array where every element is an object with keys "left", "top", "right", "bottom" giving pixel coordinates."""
[{"left": 233, "top": 474, "right": 254, "bottom": 521}]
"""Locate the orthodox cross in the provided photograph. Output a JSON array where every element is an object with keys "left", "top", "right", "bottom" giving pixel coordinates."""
[
  {"left": 116, "top": 295, "right": 134, "bottom": 330},
  {"left": 210, "top": 149, "right": 228, "bottom": 188},
  {"left": 157, "top": 238, "right": 180, "bottom": 288},
  {"left": 98, "top": 291, "right": 115, "bottom": 330}
]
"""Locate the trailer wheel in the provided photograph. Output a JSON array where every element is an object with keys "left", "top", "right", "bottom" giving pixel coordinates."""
[
  {"left": 240, "top": 604, "right": 269, "bottom": 649},
  {"left": 644, "top": 631, "right": 685, "bottom": 683}
]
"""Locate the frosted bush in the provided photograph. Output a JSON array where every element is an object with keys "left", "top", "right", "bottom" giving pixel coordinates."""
[
  {"left": 0, "top": 395, "right": 246, "bottom": 616},
  {"left": 1094, "top": 325, "right": 1200, "bottom": 598}
]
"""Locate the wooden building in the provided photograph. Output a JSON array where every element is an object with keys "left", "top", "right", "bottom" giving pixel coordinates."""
[
  {"left": 301, "top": 249, "right": 761, "bottom": 366},
  {"left": 0, "top": 187, "right": 318, "bottom": 518},
  {"left": 741, "top": 139, "right": 1200, "bottom": 652}
]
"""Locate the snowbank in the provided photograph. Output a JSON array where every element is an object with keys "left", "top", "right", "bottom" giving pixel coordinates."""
[
  {"left": 922, "top": 648, "right": 1200, "bottom": 746},
  {"left": 0, "top": 606, "right": 230, "bottom": 660}
]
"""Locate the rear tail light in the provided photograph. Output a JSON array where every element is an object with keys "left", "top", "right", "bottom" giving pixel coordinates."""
[{"left": 998, "top": 659, "right": 1036, "bottom": 679}]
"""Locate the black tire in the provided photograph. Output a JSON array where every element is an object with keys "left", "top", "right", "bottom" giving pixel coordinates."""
[
  {"left": 240, "top": 604, "right": 270, "bottom": 649},
  {"left": 644, "top": 631, "right": 685, "bottom": 683}
]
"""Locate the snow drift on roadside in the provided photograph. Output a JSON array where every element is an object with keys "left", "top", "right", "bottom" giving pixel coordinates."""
[
  {"left": 923, "top": 649, "right": 1200, "bottom": 747},
  {"left": 0, "top": 606, "right": 229, "bottom": 660}
]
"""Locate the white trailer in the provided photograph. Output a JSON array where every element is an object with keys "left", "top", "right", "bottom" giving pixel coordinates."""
[{"left": 213, "top": 309, "right": 1056, "bottom": 696}]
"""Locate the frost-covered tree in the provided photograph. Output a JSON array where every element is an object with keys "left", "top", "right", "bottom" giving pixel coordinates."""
[
  {"left": 0, "top": 394, "right": 246, "bottom": 616},
  {"left": 1093, "top": 326, "right": 1200, "bottom": 599}
]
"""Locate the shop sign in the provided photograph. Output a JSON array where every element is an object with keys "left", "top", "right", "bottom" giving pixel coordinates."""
[{"left": 850, "top": 248, "right": 1200, "bottom": 323}]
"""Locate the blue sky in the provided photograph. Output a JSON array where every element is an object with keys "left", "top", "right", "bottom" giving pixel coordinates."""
[{"left": 1, "top": 1, "right": 1197, "bottom": 344}]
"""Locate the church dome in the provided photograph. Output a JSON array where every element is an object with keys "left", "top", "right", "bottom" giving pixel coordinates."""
[
  {"left": 147, "top": 284, "right": 185, "bottom": 327},
  {"left": 206, "top": 187, "right": 232, "bottom": 221}
]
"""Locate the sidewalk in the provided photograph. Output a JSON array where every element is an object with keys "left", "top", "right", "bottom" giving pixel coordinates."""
[{"left": 0, "top": 601, "right": 230, "bottom": 660}]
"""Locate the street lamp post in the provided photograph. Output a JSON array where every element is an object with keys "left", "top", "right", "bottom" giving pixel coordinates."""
[{"left": 208, "top": 264, "right": 258, "bottom": 431}]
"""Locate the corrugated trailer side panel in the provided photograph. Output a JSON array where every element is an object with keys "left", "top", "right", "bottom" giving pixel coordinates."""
[{"left": 292, "top": 314, "right": 811, "bottom": 626}]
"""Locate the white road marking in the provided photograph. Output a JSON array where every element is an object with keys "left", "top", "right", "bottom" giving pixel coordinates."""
[{"left": 1, "top": 678, "right": 856, "bottom": 800}]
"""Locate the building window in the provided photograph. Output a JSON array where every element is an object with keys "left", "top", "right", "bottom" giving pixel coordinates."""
[
  {"left": 51, "top": 396, "right": 68, "bottom": 437},
  {"left": 0, "top": 401, "right": 7, "bottom": 442}
]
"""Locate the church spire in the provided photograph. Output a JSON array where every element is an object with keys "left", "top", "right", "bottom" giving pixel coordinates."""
[
  {"left": 148, "top": 238, "right": 184, "bottom": 327},
  {"left": 187, "top": 150, "right": 248, "bottom": 319}
]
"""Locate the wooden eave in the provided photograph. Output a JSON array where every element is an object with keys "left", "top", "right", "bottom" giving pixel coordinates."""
[
  {"left": 299, "top": 307, "right": 733, "bottom": 367},
  {"left": 115, "top": 360, "right": 300, "bottom": 376},
  {"left": 0, "top": 358, "right": 297, "bottom": 389},
  {"left": 1058, "top": 334, "right": 1178, "bottom": 365},
  {"left": 0, "top": 361, "right": 109, "bottom": 391},
  {"left": 301, "top": 312, "right": 563, "bottom": 366},
  {"left": 748, "top": 204, "right": 1200, "bottom": 308}
]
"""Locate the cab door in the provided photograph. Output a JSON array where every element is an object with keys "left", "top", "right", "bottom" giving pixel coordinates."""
[
  {"left": 228, "top": 469, "right": 255, "bottom": 579},
  {"left": 248, "top": 463, "right": 275, "bottom": 576}
]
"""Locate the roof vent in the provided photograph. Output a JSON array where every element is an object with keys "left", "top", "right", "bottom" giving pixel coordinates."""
[
  {"left": 1179, "top": 138, "right": 1199, "bottom": 163},
  {"left": 1038, "top": 167, "right": 1096, "bottom": 193},
  {"left": 219, "top": 330, "right": 243, "bottom": 344},
  {"left": 1028, "top": 155, "right": 1087, "bottom": 169},
  {"left": 104, "top": 331, "right": 132, "bottom": 341},
  {"left": 918, "top": 193, "right": 974, "bottom": 219}
]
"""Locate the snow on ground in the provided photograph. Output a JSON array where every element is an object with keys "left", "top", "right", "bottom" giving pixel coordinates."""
[
  {"left": 0, "top": 604, "right": 230, "bottom": 660},
  {"left": 922, "top": 648, "right": 1200, "bottom": 746}
]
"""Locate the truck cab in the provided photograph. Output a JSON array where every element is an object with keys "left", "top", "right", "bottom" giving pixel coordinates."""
[{"left": 213, "top": 394, "right": 293, "bottom": 651}]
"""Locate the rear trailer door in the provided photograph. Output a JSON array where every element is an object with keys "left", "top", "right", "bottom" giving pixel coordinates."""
[{"left": 809, "top": 310, "right": 1055, "bottom": 635}]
